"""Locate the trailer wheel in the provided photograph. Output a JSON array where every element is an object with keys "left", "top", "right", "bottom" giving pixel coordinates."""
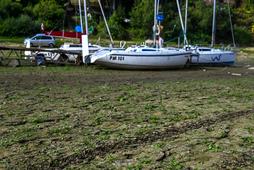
[
  {"left": 58, "top": 54, "right": 68, "bottom": 63},
  {"left": 8, "top": 59, "right": 21, "bottom": 67},
  {"left": 35, "top": 54, "right": 46, "bottom": 66},
  {"left": 75, "top": 55, "right": 83, "bottom": 66}
]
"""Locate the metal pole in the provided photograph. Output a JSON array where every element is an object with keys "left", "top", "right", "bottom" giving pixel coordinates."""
[
  {"left": 82, "top": 0, "right": 89, "bottom": 63},
  {"left": 178, "top": 36, "right": 180, "bottom": 48},
  {"left": 227, "top": 0, "right": 236, "bottom": 47},
  {"left": 176, "top": 0, "right": 188, "bottom": 45},
  {"left": 113, "top": 0, "right": 116, "bottom": 11},
  {"left": 98, "top": 0, "right": 114, "bottom": 46},
  {"left": 157, "top": 0, "right": 160, "bottom": 14},
  {"left": 211, "top": 0, "right": 216, "bottom": 47},
  {"left": 78, "top": 0, "right": 83, "bottom": 33},
  {"left": 184, "top": 0, "right": 188, "bottom": 45},
  {"left": 83, "top": 0, "right": 89, "bottom": 35},
  {"left": 153, "top": 0, "right": 157, "bottom": 46},
  {"left": 157, "top": 0, "right": 161, "bottom": 29}
]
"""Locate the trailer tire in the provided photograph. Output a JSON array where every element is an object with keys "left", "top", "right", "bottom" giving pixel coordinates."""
[
  {"left": 75, "top": 55, "right": 83, "bottom": 66},
  {"left": 58, "top": 54, "right": 68, "bottom": 63},
  {"left": 8, "top": 59, "right": 21, "bottom": 67},
  {"left": 35, "top": 54, "right": 46, "bottom": 66}
]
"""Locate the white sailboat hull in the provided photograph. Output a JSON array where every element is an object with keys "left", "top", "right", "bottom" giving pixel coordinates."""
[
  {"left": 91, "top": 48, "right": 190, "bottom": 69},
  {"left": 188, "top": 47, "right": 236, "bottom": 65},
  {"left": 192, "top": 52, "right": 235, "bottom": 65}
]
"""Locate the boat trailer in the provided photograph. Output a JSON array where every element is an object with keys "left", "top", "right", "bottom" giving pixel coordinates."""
[{"left": 0, "top": 45, "right": 82, "bottom": 67}]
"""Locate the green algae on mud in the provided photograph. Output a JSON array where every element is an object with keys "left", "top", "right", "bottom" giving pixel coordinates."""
[{"left": 0, "top": 52, "right": 254, "bottom": 169}]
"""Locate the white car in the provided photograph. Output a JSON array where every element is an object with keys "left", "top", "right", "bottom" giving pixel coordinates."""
[{"left": 24, "top": 34, "right": 55, "bottom": 47}]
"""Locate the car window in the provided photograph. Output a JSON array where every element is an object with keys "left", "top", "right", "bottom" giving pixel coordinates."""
[
  {"left": 41, "top": 36, "right": 52, "bottom": 40},
  {"left": 33, "top": 36, "right": 43, "bottom": 40}
]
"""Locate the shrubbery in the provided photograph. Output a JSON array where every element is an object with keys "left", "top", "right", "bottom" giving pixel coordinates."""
[
  {"left": 33, "top": 0, "right": 64, "bottom": 30},
  {"left": 108, "top": 6, "right": 129, "bottom": 40},
  {"left": 0, "top": 15, "right": 40, "bottom": 36},
  {"left": 234, "top": 26, "right": 253, "bottom": 45},
  {"left": 0, "top": 0, "right": 64, "bottom": 36},
  {"left": 97, "top": 5, "right": 129, "bottom": 40},
  {"left": 0, "top": 0, "right": 253, "bottom": 46}
]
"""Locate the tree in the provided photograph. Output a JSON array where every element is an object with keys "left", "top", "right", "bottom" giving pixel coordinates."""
[
  {"left": 108, "top": 5, "right": 129, "bottom": 39},
  {"left": 0, "top": 0, "right": 22, "bottom": 19},
  {"left": 20, "top": 0, "right": 40, "bottom": 6},
  {"left": 0, "top": 15, "right": 40, "bottom": 36},
  {"left": 33, "top": 0, "right": 65, "bottom": 30},
  {"left": 129, "top": 0, "right": 154, "bottom": 40}
]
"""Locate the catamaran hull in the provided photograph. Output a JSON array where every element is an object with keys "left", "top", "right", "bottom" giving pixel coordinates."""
[
  {"left": 191, "top": 52, "right": 235, "bottom": 65},
  {"left": 93, "top": 53, "right": 190, "bottom": 69}
]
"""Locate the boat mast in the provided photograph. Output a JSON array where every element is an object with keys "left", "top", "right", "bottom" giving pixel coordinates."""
[
  {"left": 227, "top": 0, "right": 236, "bottom": 47},
  {"left": 82, "top": 0, "right": 89, "bottom": 63},
  {"left": 78, "top": 0, "right": 84, "bottom": 33},
  {"left": 83, "top": 0, "right": 89, "bottom": 35},
  {"left": 153, "top": 0, "right": 158, "bottom": 46},
  {"left": 176, "top": 0, "right": 188, "bottom": 45},
  {"left": 98, "top": 0, "right": 114, "bottom": 46},
  {"left": 211, "top": 0, "right": 216, "bottom": 47},
  {"left": 184, "top": 0, "right": 188, "bottom": 46},
  {"left": 157, "top": 0, "right": 160, "bottom": 15}
]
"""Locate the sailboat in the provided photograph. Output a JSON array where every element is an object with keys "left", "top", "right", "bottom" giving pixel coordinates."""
[
  {"left": 89, "top": 0, "right": 191, "bottom": 69},
  {"left": 180, "top": 0, "right": 236, "bottom": 66},
  {"left": 90, "top": 46, "right": 190, "bottom": 69},
  {"left": 60, "top": 0, "right": 119, "bottom": 63},
  {"left": 189, "top": 46, "right": 235, "bottom": 65}
]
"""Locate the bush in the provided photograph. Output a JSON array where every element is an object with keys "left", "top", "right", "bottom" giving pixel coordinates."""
[
  {"left": 0, "top": 15, "right": 40, "bottom": 36},
  {"left": 96, "top": 20, "right": 108, "bottom": 39},
  {"left": 108, "top": 6, "right": 129, "bottom": 40},
  {"left": 188, "top": 33, "right": 211, "bottom": 45},
  {"left": 96, "top": 6, "right": 129, "bottom": 40},
  {"left": 33, "top": 0, "right": 64, "bottom": 30},
  {"left": 234, "top": 26, "right": 253, "bottom": 45},
  {"left": 128, "top": 0, "right": 154, "bottom": 40}
]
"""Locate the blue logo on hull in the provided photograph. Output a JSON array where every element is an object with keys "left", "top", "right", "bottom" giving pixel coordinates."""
[{"left": 211, "top": 54, "right": 222, "bottom": 61}]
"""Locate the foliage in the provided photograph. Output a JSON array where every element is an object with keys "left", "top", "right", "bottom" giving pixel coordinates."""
[
  {"left": 33, "top": 0, "right": 65, "bottom": 30},
  {"left": 108, "top": 5, "right": 129, "bottom": 40},
  {"left": 0, "top": 0, "right": 22, "bottom": 19},
  {"left": 186, "top": 0, "right": 213, "bottom": 44},
  {"left": 128, "top": 0, "right": 154, "bottom": 40},
  {"left": 96, "top": 5, "right": 129, "bottom": 40},
  {"left": 0, "top": 0, "right": 253, "bottom": 45},
  {"left": 96, "top": 20, "right": 108, "bottom": 39},
  {"left": 234, "top": 6, "right": 254, "bottom": 28},
  {"left": 0, "top": 15, "right": 40, "bottom": 36},
  {"left": 234, "top": 26, "right": 253, "bottom": 45}
]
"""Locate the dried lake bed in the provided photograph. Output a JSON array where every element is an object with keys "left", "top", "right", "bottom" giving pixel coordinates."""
[{"left": 0, "top": 50, "right": 254, "bottom": 169}]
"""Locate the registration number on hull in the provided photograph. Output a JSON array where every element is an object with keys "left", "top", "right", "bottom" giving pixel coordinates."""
[{"left": 109, "top": 56, "right": 125, "bottom": 61}]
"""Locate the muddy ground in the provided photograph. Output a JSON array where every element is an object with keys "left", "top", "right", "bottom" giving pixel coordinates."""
[{"left": 0, "top": 50, "right": 254, "bottom": 169}]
